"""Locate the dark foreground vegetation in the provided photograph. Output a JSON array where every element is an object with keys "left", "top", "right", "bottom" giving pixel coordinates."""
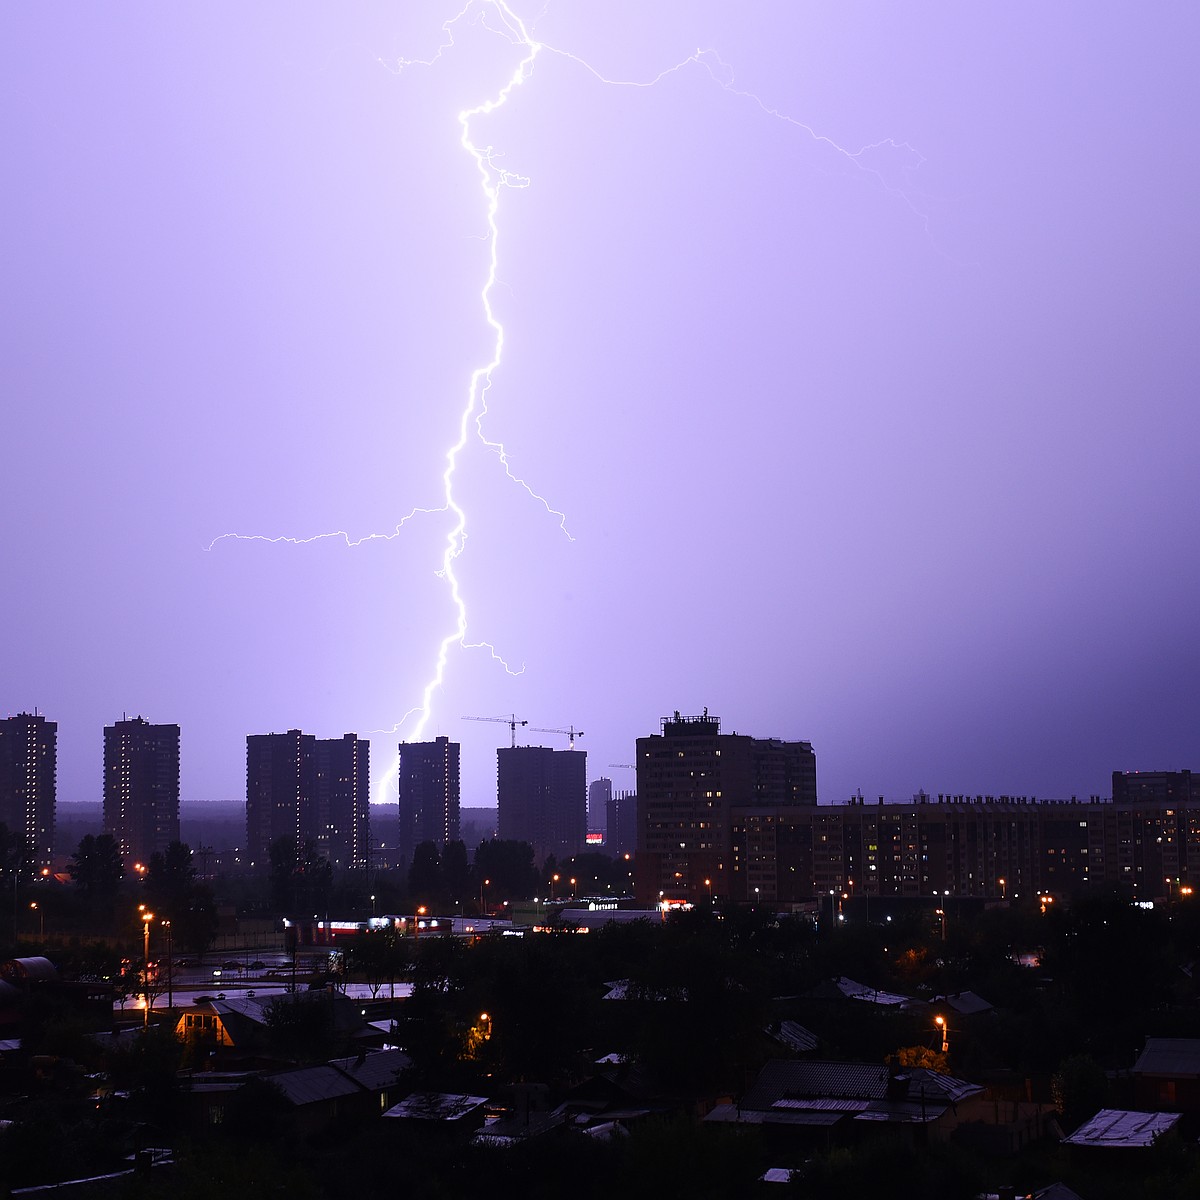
[{"left": 4, "top": 825, "right": 1200, "bottom": 1197}]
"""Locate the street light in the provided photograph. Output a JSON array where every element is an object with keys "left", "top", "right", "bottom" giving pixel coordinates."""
[
  {"left": 569, "top": 876, "right": 577, "bottom": 899},
  {"left": 161, "top": 919, "right": 173, "bottom": 1010},
  {"left": 141, "top": 910, "right": 155, "bottom": 1028},
  {"left": 550, "top": 873, "right": 559, "bottom": 901},
  {"left": 30, "top": 901, "right": 42, "bottom": 941},
  {"left": 935, "top": 1014, "right": 949, "bottom": 1053},
  {"left": 480, "top": 878, "right": 490, "bottom": 914},
  {"left": 998, "top": 877, "right": 1006, "bottom": 901}
]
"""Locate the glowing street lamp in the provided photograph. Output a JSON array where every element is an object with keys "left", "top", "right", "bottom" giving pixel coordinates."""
[
  {"left": 29, "top": 901, "right": 42, "bottom": 941},
  {"left": 998, "top": 877, "right": 1006, "bottom": 901},
  {"left": 935, "top": 1014, "right": 949, "bottom": 1053},
  {"left": 141, "top": 909, "right": 154, "bottom": 1027}
]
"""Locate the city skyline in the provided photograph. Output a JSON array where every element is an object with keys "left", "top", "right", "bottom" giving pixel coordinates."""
[{"left": 3, "top": 4, "right": 1198, "bottom": 815}]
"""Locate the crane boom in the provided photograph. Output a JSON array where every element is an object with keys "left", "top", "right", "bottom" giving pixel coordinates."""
[
  {"left": 462, "top": 713, "right": 528, "bottom": 748},
  {"left": 528, "top": 724, "right": 585, "bottom": 749}
]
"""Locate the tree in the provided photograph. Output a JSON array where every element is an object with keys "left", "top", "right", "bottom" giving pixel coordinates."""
[
  {"left": 472, "top": 839, "right": 537, "bottom": 900},
  {"left": 269, "top": 836, "right": 332, "bottom": 915},
  {"left": 442, "top": 840, "right": 470, "bottom": 903},
  {"left": 174, "top": 882, "right": 219, "bottom": 956},
  {"left": 349, "top": 926, "right": 409, "bottom": 1000},
  {"left": 144, "top": 840, "right": 196, "bottom": 917},
  {"left": 1053, "top": 1053, "right": 1108, "bottom": 1132},
  {"left": 407, "top": 842, "right": 442, "bottom": 903},
  {"left": 889, "top": 1045, "right": 949, "bottom": 1073},
  {"left": 67, "top": 835, "right": 123, "bottom": 906}
]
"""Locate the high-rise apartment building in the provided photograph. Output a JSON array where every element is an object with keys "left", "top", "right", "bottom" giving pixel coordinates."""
[
  {"left": 397, "top": 736, "right": 460, "bottom": 865},
  {"left": 588, "top": 777, "right": 612, "bottom": 840},
  {"left": 636, "top": 710, "right": 817, "bottom": 904},
  {"left": 246, "top": 730, "right": 370, "bottom": 870},
  {"left": 103, "top": 716, "right": 180, "bottom": 869},
  {"left": 606, "top": 789, "right": 638, "bottom": 860},
  {"left": 730, "top": 785, "right": 1200, "bottom": 905},
  {"left": 0, "top": 711, "right": 57, "bottom": 876},
  {"left": 497, "top": 745, "right": 586, "bottom": 866},
  {"left": 1112, "top": 769, "right": 1200, "bottom": 806},
  {"left": 316, "top": 734, "right": 370, "bottom": 872}
]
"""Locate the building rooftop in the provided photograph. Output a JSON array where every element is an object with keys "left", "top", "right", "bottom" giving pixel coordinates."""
[
  {"left": 1063, "top": 1108, "right": 1181, "bottom": 1149},
  {"left": 1133, "top": 1038, "right": 1200, "bottom": 1078},
  {"left": 383, "top": 1092, "right": 488, "bottom": 1123}
]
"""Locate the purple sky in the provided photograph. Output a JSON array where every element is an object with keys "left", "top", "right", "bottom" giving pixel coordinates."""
[{"left": 4, "top": 2, "right": 1198, "bottom": 815}]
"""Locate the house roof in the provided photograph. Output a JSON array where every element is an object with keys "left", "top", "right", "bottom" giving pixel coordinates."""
[
  {"left": 1133, "top": 1038, "right": 1200, "bottom": 1078},
  {"left": 933, "top": 991, "right": 994, "bottom": 1016},
  {"left": 741, "top": 1060, "right": 982, "bottom": 1114},
  {"left": 806, "top": 976, "right": 916, "bottom": 1008},
  {"left": 329, "top": 1048, "right": 412, "bottom": 1091},
  {"left": 768, "top": 1020, "right": 819, "bottom": 1053},
  {"left": 473, "top": 1109, "right": 565, "bottom": 1145},
  {"left": 743, "top": 1060, "right": 891, "bottom": 1107},
  {"left": 1063, "top": 1109, "right": 1181, "bottom": 1149},
  {"left": 1033, "top": 1184, "right": 1086, "bottom": 1200},
  {"left": 704, "top": 1103, "right": 846, "bottom": 1128},
  {"left": 383, "top": 1092, "right": 488, "bottom": 1122},
  {"left": 268, "top": 1065, "right": 362, "bottom": 1107}
]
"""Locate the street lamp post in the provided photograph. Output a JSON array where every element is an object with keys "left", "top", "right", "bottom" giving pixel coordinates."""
[
  {"left": 480, "top": 878, "right": 490, "bottom": 914},
  {"left": 935, "top": 1014, "right": 949, "bottom": 1053},
  {"left": 30, "top": 901, "right": 42, "bottom": 942},
  {"left": 141, "top": 910, "right": 154, "bottom": 1028},
  {"left": 162, "top": 919, "right": 173, "bottom": 1011},
  {"left": 998, "top": 877, "right": 1006, "bottom": 902}
]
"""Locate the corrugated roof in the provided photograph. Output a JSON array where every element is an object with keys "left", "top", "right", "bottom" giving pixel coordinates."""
[
  {"left": 1133, "top": 1038, "right": 1200, "bottom": 1078},
  {"left": 383, "top": 1092, "right": 488, "bottom": 1122},
  {"left": 742, "top": 1059, "right": 982, "bottom": 1113},
  {"left": 329, "top": 1048, "right": 412, "bottom": 1091},
  {"left": 1063, "top": 1108, "right": 1181, "bottom": 1148},
  {"left": 269, "top": 1065, "right": 361, "bottom": 1107},
  {"left": 743, "top": 1060, "right": 890, "bottom": 1108},
  {"left": 933, "top": 991, "right": 994, "bottom": 1016},
  {"left": 769, "top": 1020, "right": 819, "bottom": 1052},
  {"left": 1, "top": 956, "right": 58, "bottom": 984},
  {"left": 906, "top": 1066, "right": 984, "bottom": 1104},
  {"left": 772, "top": 1097, "right": 868, "bottom": 1113},
  {"left": 704, "top": 1103, "right": 845, "bottom": 1128},
  {"left": 834, "top": 976, "right": 915, "bottom": 1008}
]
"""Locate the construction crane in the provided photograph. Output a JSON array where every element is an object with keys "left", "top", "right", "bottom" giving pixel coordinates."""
[
  {"left": 529, "top": 724, "right": 585, "bottom": 749},
  {"left": 462, "top": 714, "right": 527, "bottom": 748}
]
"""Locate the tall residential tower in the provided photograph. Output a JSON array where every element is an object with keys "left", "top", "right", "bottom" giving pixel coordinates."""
[
  {"left": 397, "top": 737, "right": 460, "bottom": 866},
  {"left": 103, "top": 716, "right": 180, "bottom": 869},
  {"left": 0, "top": 711, "right": 57, "bottom": 876},
  {"left": 497, "top": 744, "right": 586, "bottom": 867},
  {"left": 636, "top": 710, "right": 816, "bottom": 905},
  {"left": 246, "top": 730, "right": 369, "bottom": 870}
]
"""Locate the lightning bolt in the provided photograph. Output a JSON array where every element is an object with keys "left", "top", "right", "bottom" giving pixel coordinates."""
[{"left": 207, "top": 1, "right": 933, "bottom": 808}]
